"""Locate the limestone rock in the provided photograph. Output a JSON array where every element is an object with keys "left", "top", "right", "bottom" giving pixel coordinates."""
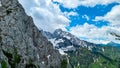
[{"left": 0, "top": 0, "right": 62, "bottom": 68}]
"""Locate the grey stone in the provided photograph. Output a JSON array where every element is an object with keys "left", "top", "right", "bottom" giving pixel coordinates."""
[{"left": 0, "top": 0, "right": 62, "bottom": 68}]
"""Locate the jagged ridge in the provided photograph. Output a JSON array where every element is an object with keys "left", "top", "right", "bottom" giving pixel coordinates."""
[{"left": 0, "top": 0, "right": 62, "bottom": 68}]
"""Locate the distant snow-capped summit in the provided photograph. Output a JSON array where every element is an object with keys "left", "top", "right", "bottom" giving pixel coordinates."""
[{"left": 42, "top": 29, "right": 97, "bottom": 54}]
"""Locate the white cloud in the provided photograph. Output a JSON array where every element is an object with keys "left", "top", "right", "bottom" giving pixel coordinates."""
[
  {"left": 95, "top": 5, "right": 120, "bottom": 26},
  {"left": 70, "top": 23, "right": 107, "bottom": 39},
  {"left": 69, "top": 23, "right": 120, "bottom": 44},
  {"left": 53, "top": 0, "right": 120, "bottom": 8},
  {"left": 82, "top": 15, "right": 90, "bottom": 21},
  {"left": 63, "top": 11, "right": 78, "bottom": 18},
  {"left": 18, "top": 0, "right": 70, "bottom": 33},
  {"left": 53, "top": 0, "right": 81, "bottom": 8},
  {"left": 79, "top": 0, "right": 120, "bottom": 7}
]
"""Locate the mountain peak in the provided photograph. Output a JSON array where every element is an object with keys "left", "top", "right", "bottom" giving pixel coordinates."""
[
  {"left": 42, "top": 29, "right": 96, "bottom": 54},
  {"left": 54, "top": 29, "right": 63, "bottom": 32},
  {"left": 107, "top": 41, "right": 120, "bottom": 46},
  {"left": 108, "top": 41, "right": 115, "bottom": 44}
]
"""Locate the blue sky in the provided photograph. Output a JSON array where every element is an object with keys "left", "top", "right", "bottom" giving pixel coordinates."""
[
  {"left": 59, "top": 2, "right": 119, "bottom": 29},
  {"left": 18, "top": 0, "right": 120, "bottom": 44}
]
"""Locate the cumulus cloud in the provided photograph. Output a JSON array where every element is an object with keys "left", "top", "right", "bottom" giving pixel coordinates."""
[
  {"left": 81, "top": 4, "right": 120, "bottom": 43},
  {"left": 82, "top": 15, "right": 90, "bottom": 21},
  {"left": 95, "top": 5, "right": 120, "bottom": 26},
  {"left": 18, "top": 0, "right": 70, "bottom": 33},
  {"left": 63, "top": 11, "right": 78, "bottom": 18},
  {"left": 53, "top": 0, "right": 120, "bottom": 8},
  {"left": 53, "top": 0, "right": 81, "bottom": 8},
  {"left": 69, "top": 23, "right": 120, "bottom": 44},
  {"left": 70, "top": 23, "right": 107, "bottom": 39}
]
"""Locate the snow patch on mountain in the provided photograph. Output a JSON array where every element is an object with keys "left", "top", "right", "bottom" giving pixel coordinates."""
[
  {"left": 56, "top": 39, "right": 65, "bottom": 43},
  {"left": 58, "top": 49, "right": 67, "bottom": 55},
  {"left": 88, "top": 46, "right": 92, "bottom": 51},
  {"left": 48, "top": 38, "right": 56, "bottom": 46},
  {"left": 66, "top": 46, "right": 76, "bottom": 51},
  {"left": 49, "top": 38, "right": 64, "bottom": 47},
  {"left": 64, "top": 35, "right": 71, "bottom": 39}
]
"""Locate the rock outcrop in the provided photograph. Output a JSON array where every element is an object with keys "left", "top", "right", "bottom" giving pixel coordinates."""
[{"left": 0, "top": 0, "right": 62, "bottom": 68}]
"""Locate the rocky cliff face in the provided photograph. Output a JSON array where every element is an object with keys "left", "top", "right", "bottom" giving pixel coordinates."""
[{"left": 0, "top": 0, "right": 62, "bottom": 68}]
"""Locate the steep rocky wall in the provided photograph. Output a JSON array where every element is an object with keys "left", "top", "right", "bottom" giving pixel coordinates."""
[{"left": 0, "top": 0, "right": 62, "bottom": 68}]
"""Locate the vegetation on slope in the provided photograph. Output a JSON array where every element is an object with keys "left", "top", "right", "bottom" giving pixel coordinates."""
[{"left": 67, "top": 46, "right": 120, "bottom": 68}]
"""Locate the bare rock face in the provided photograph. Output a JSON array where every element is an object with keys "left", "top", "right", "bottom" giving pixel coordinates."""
[{"left": 0, "top": 0, "right": 62, "bottom": 68}]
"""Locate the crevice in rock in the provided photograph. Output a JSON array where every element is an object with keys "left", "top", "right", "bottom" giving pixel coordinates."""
[
  {"left": 0, "top": 28, "right": 2, "bottom": 43},
  {"left": 0, "top": 36, "right": 2, "bottom": 43},
  {"left": 6, "top": 9, "right": 12, "bottom": 15}
]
